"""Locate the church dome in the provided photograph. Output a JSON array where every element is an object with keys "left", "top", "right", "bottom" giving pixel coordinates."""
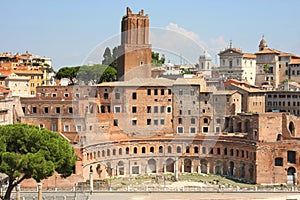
[{"left": 259, "top": 36, "right": 268, "bottom": 51}]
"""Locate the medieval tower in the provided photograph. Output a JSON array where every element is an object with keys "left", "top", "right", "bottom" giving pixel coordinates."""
[{"left": 117, "top": 7, "right": 152, "bottom": 81}]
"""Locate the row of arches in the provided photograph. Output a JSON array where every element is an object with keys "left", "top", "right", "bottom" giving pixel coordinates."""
[
  {"left": 85, "top": 145, "right": 256, "bottom": 163},
  {"left": 90, "top": 157, "right": 255, "bottom": 183}
]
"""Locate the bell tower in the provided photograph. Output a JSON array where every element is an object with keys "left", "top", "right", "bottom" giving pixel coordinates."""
[{"left": 117, "top": 7, "right": 152, "bottom": 81}]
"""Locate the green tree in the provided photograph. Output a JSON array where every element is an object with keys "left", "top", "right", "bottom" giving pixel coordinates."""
[
  {"left": 263, "top": 64, "right": 270, "bottom": 74},
  {"left": 110, "top": 47, "right": 119, "bottom": 68},
  {"left": 152, "top": 51, "right": 165, "bottom": 66},
  {"left": 55, "top": 66, "right": 80, "bottom": 85},
  {"left": 102, "top": 47, "right": 112, "bottom": 66},
  {"left": 76, "top": 64, "right": 117, "bottom": 84},
  {"left": 0, "top": 124, "right": 77, "bottom": 200}
]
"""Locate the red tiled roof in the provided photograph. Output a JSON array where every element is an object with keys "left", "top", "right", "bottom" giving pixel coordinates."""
[
  {"left": 243, "top": 53, "right": 256, "bottom": 59},
  {"left": 290, "top": 59, "right": 300, "bottom": 65}
]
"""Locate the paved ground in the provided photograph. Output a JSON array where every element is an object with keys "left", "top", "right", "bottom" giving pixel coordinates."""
[
  {"left": 7, "top": 191, "right": 300, "bottom": 200},
  {"left": 88, "top": 192, "right": 300, "bottom": 200}
]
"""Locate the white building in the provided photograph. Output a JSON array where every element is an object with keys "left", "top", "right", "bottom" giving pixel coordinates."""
[
  {"left": 218, "top": 42, "right": 256, "bottom": 85},
  {"left": 198, "top": 51, "right": 212, "bottom": 78}
]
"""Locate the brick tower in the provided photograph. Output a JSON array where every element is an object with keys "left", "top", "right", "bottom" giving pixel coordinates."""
[{"left": 117, "top": 7, "right": 152, "bottom": 81}]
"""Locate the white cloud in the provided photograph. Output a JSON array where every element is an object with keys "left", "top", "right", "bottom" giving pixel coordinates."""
[{"left": 149, "top": 23, "right": 227, "bottom": 64}]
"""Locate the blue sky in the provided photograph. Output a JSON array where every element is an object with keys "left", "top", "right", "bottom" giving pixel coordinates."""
[{"left": 1, "top": 0, "right": 300, "bottom": 69}]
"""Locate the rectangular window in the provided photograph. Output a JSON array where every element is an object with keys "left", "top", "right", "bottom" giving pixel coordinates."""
[
  {"left": 202, "top": 126, "right": 209, "bottom": 133},
  {"left": 160, "top": 106, "right": 165, "bottom": 113},
  {"left": 52, "top": 93, "right": 57, "bottom": 97},
  {"left": 154, "top": 119, "right": 158, "bottom": 126},
  {"left": 190, "top": 127, "right": 196, "bottom": 134},
  {"left": 132, "top": 106, "right": 137, "bottom": 113},
  {"left": 147, "top": 89, "right": 151, "bottom": 95},
  {"left": 104, "top": 93, "right": 108, "bottom": 99},
  {"left": 68, "top": 107, "right": 73, "bottom": 113},
  {"left": 178, "top": 118, "right": 182, "bottom": 124},
  {"left": 154, "top": 89, "right": 158, "bottom": 95},
  {"left": 44, "top": 107, "right": 48, "bottom": 113},
  {"left": 75, "top": 93, "right": 80, "bottom": 98},
  {"left": 32, "top": 107, "right": 37, "bottom": 113},
  {"left": 132, "top": 92, "right": 137, "bottom": 100},
  {"left": 215, "top": 126, "right": 220, "bottom": 133},
  {"left": 64, "top": 125, "right": 70, "bottom": 132},
  {"left": 147, "top": 106, "right": 151, "bottom": 113},
  {"left": 216, "top": 118, "right": 221, "bottom": 124},
  {"left": 287, "top": 151, "right": 296, "bottom": 164},
  {"left": 154, "top": 106, "right": 158, "bottom": 113},
  {"left": 167, "top": 106, "right": 172, "bottom": 113},
  {"left": 177, "top": 126, "right": 184, "bottom": 134},
  {"left": 39, "top": 124, "right": 44, "bottom": 128},
  {"left": 188, "top": 110, "right": 191, "bottom": 115},
  {"left": 115, "top": 93, "right": 120, "bottom": 99},
  {"left": 147, "top": 119, "right": 151, "bottom": 125},
  {"left": 114, "top": 106, "right": 121, "bottom": 113},
  {"left": 161, "top": 89, "right": 165, "bottom": 95},
  {"left": 160, "top": 119, "right": 165, "bottom": 125},
  {"left": 132, "top": 119, "right": 137, "bottom": 126},
  {"left": 64, "top": 93, "right": 69, "bottom": 97},
  {"left": 76, "top": 125, "right": 82, "bottom": 132},
  {"left": 168, "top": 89, "right": 172, "bottom": 95},
  {"left": 56, "top": 107, "right": 60, "bottom": 113},
  {"left": 113, "top": 119, "right": 118, "bottom": 126}
]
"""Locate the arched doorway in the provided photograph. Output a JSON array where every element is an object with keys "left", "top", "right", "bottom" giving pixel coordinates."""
[
  {"left": 239, "top": 163, "right": 245, "bottom": 179},
  {"left": 118, "top": 161, "right": 125, "bottom": 176},
  {"left": 148, "top": 159, "right": 157, "bottom": 173},
  {"left": 184, "top": 159, "right": 192, "bottom": 173},
  {"left": 287, "top": 167, "right": 296, "bottom": 185},
  {"left": 200, "top": 159, "right": 208, "bottom": 174},
  {"left": 229, "top": 161, "right": 234, "bottom": 177},
  {"left": 289, "top": 122, "right": 295, "bottom": 136},
  {"left": 166, "top": 158, "right": 175, "bottom": 173},
  {"left": 214, "top": 160, "right": 222, "bottom": 175}
]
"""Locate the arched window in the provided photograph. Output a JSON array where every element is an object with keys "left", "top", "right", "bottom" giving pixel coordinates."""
[
  {"left": 119, "top": 148, "right": 122, "bottom": 155},
  {"left": 167, "top": 146, "right": 172, "bottom": 153},
  {"left": 142, "top": 147, "right": 146, "bottom": 153},
  {"left": 126, "top": 147, "right": 129, "bottom": 155},
  {"left": 159, "top": 146, "right": 163, "bottom": 153},
  {"left": 194, "top": 146, "right": 199, "bottom": 154},
  {"left": 176, "top": 146, "right": 181, "bottom": 153},
  {"left": 133, "top": 147, "right": 137, "bottom": 154},
  {"left": 102, "top": 150, "right": 105, "bottom": 157},
  {"left": 150, "top": 146, "right": 154, "bottom": 153},
  {"left": 203, "top": 118, "right": 209, "bottom": 123},
  {"left": 185, "top": 146, "right": 190, "bottom": 153},
  {"left": 107, "top": 149, "right": 110, "bottom": 156},
  {"left": 113, "top": 149, "right": 116, "bottom": 156}
]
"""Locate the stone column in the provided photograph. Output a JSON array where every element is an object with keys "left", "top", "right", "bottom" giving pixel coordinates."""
[
  {"left": 191, "top": 162, "right": 194, "bottom": 173},
  {"left": 294, "top": 173, "right": 297, "bottom": 185},
  {"left": 16, "top": 184, "right": 20, "bottom": 200},
  {"left": 198, "top": 164, "right": 201, "bottom": 174},
  {"left": 89, "top": 171, "right": 93, "bottom": 194},
  {"left": 163, "top": 164, "right": 166, "bottom": 173},
  {"left": 181, "top": 163, "right": 184, "bottom": 173},
  {"left": 37, "top": 183, "right": 42, "bottom": 200},
  {"left": 175, "top": 157, "right": 178, "bottom": 181},
  {"left": 207, "top": 163, "right": 210, "bottom": 174}
]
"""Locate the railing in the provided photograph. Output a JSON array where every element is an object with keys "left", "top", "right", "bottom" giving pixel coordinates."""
[{"left": 5, "top": 184, "right": 300, "bottom": 200}]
